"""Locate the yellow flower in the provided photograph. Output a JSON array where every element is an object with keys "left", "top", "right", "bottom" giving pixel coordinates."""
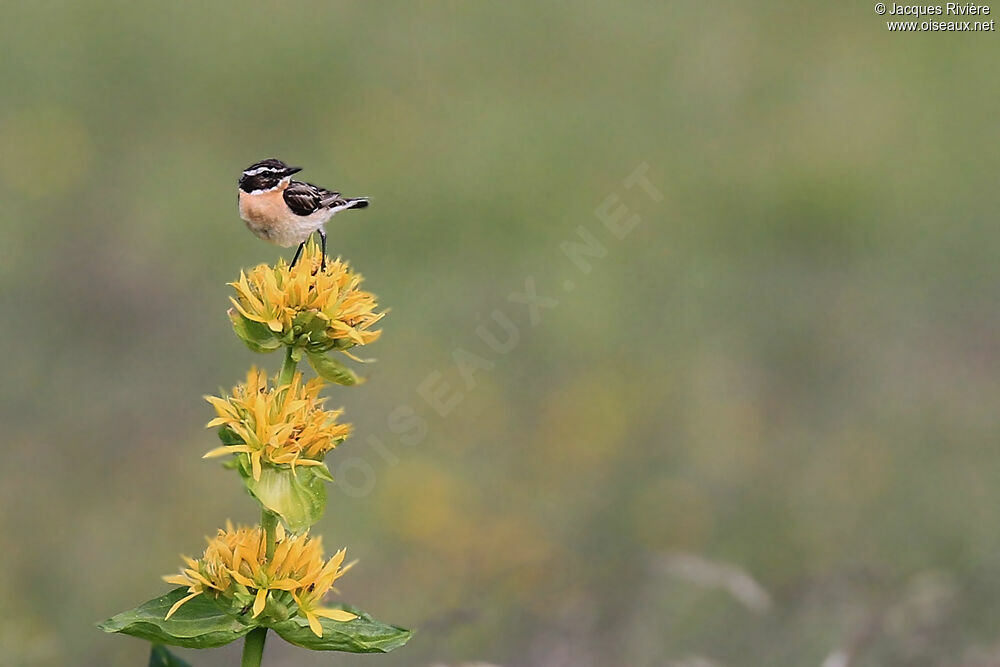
[
  {"left": 163, "top": 522, "right": 357, "bottom": 636},
  {"left": 228, "top": 240, "right": 384, "bottom": 353},
  {"left": 203, "top": 368, "right": 351, "bottom": 481},
  {"left": 290, "top": 547, "right": 357, "bottom": 637}
]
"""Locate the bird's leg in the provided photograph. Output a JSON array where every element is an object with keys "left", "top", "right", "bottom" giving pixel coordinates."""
[
  {"left": 290, "top": 241, "right": 306, "bottom": 268},
  {"left": 318, "top": 229, "right": 328, "bottom": 271}
]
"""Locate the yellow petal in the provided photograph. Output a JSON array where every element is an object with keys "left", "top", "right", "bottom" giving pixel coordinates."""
[
  {"left": 229, "top": 569, "right": 255, "bottom": 588},
  {"left": 203, "top": 445, "right": 251, "bottom": 458},
  {"left": 229, "top": 424, "right": 255, "bottom": 445},
  {"left": 251, "top": 451, "right": 262, "bottom": 481},
  {"left": 341, "top": 348, "right": 376, "bottom": 363},
  {"left": 340, "top": 558, "right": 359, "bottom": 575},
  {"left": 268, "top": 577, "right": 301, "bottom": 591},
  {"left": 268, "top": 539, "right": 292, "bottom": 573},
  {"left": 229, "top": 298, "right": 266, "bottom": 324},
  {"left": 306, "top": 611, "right": 324, "bottom": 637},
  {"left": 252, "top": 588, "right": 268, "bottom": 617},
  {"left": 164, "top": 592, "right": 200, "bottom": 620},
  {"left": 204, "top": 395, "right": 230, "bottom": 410},
  {"left": 185, "top": 569, "right": 215, "bottom": 588},
  {"left": 315, "top": 608, "right": 358, "bottom": 622},
  {"left": 327, "top": 549, "right": 347, "bottom": 569}
]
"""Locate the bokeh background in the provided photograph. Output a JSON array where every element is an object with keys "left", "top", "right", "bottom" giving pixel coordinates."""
[{"left": 2, "top": 3, "right": 998, "bottom": 666}]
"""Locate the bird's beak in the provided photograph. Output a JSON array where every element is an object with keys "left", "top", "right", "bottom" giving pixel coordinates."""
[{"left": 285, "top": 166, "right": 302, "bottom": 176}]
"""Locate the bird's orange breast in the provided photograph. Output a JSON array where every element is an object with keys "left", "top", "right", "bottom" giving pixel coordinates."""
[
  {"left": 239, "top": 186, "right": 319, "bottom": 247},
  {"left": 239, "top": 188, "right": 289, "bottom": 226}
]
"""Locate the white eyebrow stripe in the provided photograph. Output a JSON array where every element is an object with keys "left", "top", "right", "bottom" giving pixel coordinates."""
[{"left": 244, "top": 166, "right": 283, "bottom": 176}]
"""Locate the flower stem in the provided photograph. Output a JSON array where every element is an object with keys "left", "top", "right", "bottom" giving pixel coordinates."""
[
  {"left": 278, "top": 345, "right": 296, "bottom": 387},
  {"left": 262, "top": 509, "right": 278, "bottom": 561},
  {"left": 263, "top": 346, "right": 296, "bottom": 564},
  {"left": 241, "top": 627, "right": 268, "bottom": 667}
]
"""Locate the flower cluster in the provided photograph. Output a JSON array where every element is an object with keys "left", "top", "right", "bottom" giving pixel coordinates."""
[
  {"left": 229, "top": 240, "right": 383, "bottom": 355},
  {"left": 164, "top": 522, "right": 356, "bottom": 637},
  {"left": 204, "top": 367, "right": 351, "bottom": 481},
  {"left": 101, "top": 240, "right": 410, "bottom": 661}
]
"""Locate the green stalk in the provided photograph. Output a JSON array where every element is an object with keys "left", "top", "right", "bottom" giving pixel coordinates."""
[
  {"left": 261, "top": 509, "right": 279, "bottom": 560},
  {"left": 265, "top": 347, "right": 296, "bottom": 561},
  {"left": 278, "top": 345, "right": 297, "bottom": 387},
  {"left": 241, "top": 627, "right": 268, "bottom": 667},
  {"left": 241, "top": 345, "right": 296, "bottom": 667}
]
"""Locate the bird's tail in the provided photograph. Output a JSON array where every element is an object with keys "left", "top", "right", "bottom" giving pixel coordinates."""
[{"left": 324, "top": 196, "right": 369, "bottom": 214}]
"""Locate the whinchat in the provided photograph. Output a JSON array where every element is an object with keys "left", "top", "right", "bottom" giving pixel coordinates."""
[{"left": 238, "top": 158, "right": 369, "bottom": 268}]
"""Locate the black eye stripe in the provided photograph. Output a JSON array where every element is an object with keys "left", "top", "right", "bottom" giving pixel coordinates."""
[
  {"left": 239, "top": 159, "right": 294, "bottom": 192},
  {"left": 239, "top": 173, "right": 282, "bottom": 192}
]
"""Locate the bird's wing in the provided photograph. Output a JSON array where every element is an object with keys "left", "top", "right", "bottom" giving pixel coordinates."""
[
  {"left": 318, "top": 189, "right": 347, "bottom": 208},
  {"left": 283, "top": 181, "right": 324, "bottom": 216}
]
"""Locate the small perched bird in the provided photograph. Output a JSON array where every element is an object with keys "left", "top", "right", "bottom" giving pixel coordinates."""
[{"left": 238, "top": 158, "right": 369, "bottom": 268}]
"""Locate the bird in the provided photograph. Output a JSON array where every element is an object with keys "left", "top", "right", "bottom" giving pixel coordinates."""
[{"left": 237, "top": 158, "right": 369, "bottom": 269}]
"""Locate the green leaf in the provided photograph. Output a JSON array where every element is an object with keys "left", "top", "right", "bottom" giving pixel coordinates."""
[
  {"left": 217, "top": 425, "right": 243, "bottom": 445},
  {"left": 229, "top": 310, "right": 282, "bottom": 353},
  {"left": 312, "top": 462, "right": 335, "bottom": 483},
  {"left": 148, "top": 644, "right": 192, "bottom": 667},
  {"left": 240, "top": 461, "right": 327, "bottom": 532},
  {"left": 272, "top": 604, "right": 412, "bottom": 653},
  {"left": 307, "top": 351, "right": 363, "bottom": 386},
  {"left": 99, "top": 588, "right": 253, "bottom": 649}
]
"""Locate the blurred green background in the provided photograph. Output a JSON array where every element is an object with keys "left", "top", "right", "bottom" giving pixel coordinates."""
[{"left": 2, "top": 2, "right": 998, "bottom": 666}]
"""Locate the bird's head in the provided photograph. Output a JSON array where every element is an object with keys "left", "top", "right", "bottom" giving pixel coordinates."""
[{"left": 239, "top": 158, "right": 302, "bottom": 193}]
